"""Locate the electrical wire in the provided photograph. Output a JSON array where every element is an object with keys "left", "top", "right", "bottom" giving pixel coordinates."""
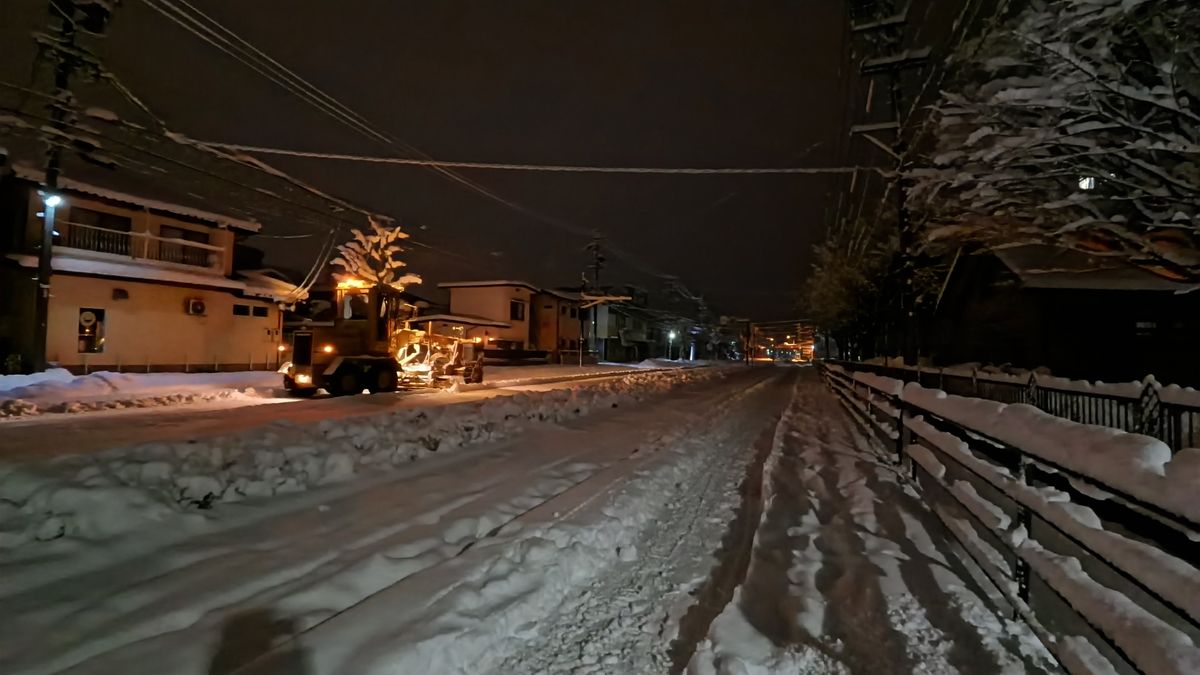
[
  {"left": 130, "top": 0, "right": 764, "bottom": 294},
  {"left": 178, "top": 141, "right": 873, "bottom": 176}
]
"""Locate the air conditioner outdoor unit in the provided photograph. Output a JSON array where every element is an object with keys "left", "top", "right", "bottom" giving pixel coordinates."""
[{"left": 185, "top": 298, "right": 207, "bottom": 316}]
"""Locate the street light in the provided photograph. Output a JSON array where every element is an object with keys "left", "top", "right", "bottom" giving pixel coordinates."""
[{"left": 668, "top": 330, "right": 677, "bottom": 360}]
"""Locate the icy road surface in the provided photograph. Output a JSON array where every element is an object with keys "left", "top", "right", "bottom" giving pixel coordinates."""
[{"left": 0, "top": 368, "right": 1055, "bottom": 674}]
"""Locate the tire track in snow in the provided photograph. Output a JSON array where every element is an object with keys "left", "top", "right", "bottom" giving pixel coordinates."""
[
  {"left": 687, "top": 369, "right": 1060, "bottom": 675},
  {"left": 498, "top": 371, "right": 797, "bottom": 675}
]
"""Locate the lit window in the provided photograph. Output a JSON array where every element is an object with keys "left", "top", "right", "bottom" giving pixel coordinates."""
[
  {"left": 1078, "top": 176, "right": 1097, "bottom": 191},
  {"left": 78, "top": 308, "right": 106, "bottom": 353}
]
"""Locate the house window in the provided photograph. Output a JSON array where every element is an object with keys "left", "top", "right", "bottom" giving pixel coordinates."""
[
  {"left": 1078, "top": 176, "right": 1097, "bottom": 191},
  {"left": 569, "top": 307, "right": 578, "bottom": 319},
  {"left": 78, "top": 307, "right": 106, "bottom": 353},
  {"left": 159, "top": 225, "right": 212, "bottom": 267},
  {"left": 65, "top": 207, "right": 132, "bottom": 255},
  {"left": 233, "top": 304, "right": 251, "bottom": 316},
  {"left": 561, "top": 305, "right": 567, "bottom": 315},
  {"left": 71, "top": 207, "right": 132, "bottom": 232},
  {"left": 252, "top": 306, "right": 269, "bottom": 318},
  {"left": 509, "top": 300, "right": 526, "bottom": 321}
]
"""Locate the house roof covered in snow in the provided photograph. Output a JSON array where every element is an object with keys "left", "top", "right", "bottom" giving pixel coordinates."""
[
  {"left": 438, "top": 280, "right": 542, "bottom": 292},
  {"left": 11, "top": 165, "right": 261, "bottom": 232},
  {"left": 438, "top": 280, "right": 582, "bottom": 303},
  {"left": 0, "top": 91, "right": 372, "bottom": 238},
  {"left": 994, "top": 246, "right": 1198, "bottom": 292},
  {"left": 8, "top": 254, "right": 306, "bottom": 303}
]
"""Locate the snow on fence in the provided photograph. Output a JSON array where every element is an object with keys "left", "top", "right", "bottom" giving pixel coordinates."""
[
  {"left": 833, "top": 360, "right": 1200, "bottom": 453},
  {"left": 823, "top": 364, "right": 1200, "bottom": 675}
]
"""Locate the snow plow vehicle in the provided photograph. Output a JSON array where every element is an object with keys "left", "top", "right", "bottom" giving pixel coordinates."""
[{"left": 283, "top": 280, "right": 484, "bottom": 396}]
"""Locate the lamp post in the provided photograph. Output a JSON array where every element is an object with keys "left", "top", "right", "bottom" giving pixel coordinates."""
[{"left": 668, "top": 330, "right": 677, "bottom": 360}]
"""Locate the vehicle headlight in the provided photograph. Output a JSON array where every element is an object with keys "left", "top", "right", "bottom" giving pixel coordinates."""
[{"left": 296, "top": 373, "right": 312, "bottom": 384}]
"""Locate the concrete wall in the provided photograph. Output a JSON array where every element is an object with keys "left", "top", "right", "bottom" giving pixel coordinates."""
[
  {"left": 446, "top": 285, "right": 533, "bottom": 347},
  {"left": 46, "top": 274, "right": 282, "bottom": 371}
]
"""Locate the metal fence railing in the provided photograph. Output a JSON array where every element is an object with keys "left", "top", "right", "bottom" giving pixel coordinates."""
[
  {"left": 822, "top": 364, "right": 1199, "bottom": 675},
  {"left": 58, "top": 221, "right": 224, "bottom": 270},
  {"left": 831, "top": 360, "right": 1200, "bottom": 453}
]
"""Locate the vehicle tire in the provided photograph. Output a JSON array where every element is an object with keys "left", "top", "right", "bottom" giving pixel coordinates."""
[
  {"left": 288, "top": 388, "right": 317, "bottom": 398},
  {"left": 328, "top": 369, "right": 362, "bottom": 397},
  {"left": 368, "top": 366, "right": 399, "bottom": 393},
  {"left": 463, "top": 362, "right": 484, "bottom": 384}
]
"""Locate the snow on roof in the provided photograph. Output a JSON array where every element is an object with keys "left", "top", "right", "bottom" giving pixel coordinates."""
[
  {"left": 238, "top": 269, "right": 308, "bottom": 302},
  {"left": 438, "top": 280, "right": 581, "bottom": 302},
  {"left": 410, "top": 313, "right": 511, "bottom": 328},
  {"left": 994, "top": 245, "right": 1197, "bottom": 292},
  {"left": 8, "top": 254, "right": 299, "bottom": 302},
  {"left": 12, "top": 165, "right": 261, "bottom": 232},
  {"left": 438, "top": 280, "right": 542, "bottom": 291}
]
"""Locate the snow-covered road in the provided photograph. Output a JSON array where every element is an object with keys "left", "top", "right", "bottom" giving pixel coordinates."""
[
  {"left": 0, "top": 368, "right": 1060, "bottom": 674},
  {"left": 688, "top": 370, "right": 1057, "bottom": 674}
]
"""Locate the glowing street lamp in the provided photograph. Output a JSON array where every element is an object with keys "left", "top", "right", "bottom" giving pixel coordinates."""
[{"left": 668, "top": 330, "right": 677, "bottom": 360}]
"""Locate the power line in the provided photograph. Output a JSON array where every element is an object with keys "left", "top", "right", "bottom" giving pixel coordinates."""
[
  {"left": 186, "top": 140, "right": 875, "bottom": 176},
  {"left": 128, "top": 0, "right": 776, "bottom": 299}
]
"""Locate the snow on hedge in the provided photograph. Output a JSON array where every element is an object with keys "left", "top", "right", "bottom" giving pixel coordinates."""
[
  {"left": 0, "top": 370, "right": 281, "bottom": 418},
  {"left": 0, "top": 368, "right": 718, "bottom": 549}
]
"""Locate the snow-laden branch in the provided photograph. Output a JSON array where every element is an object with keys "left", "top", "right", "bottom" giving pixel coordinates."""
[
  {"left": 330, "top": 217, "right": 422, "bottom": 290},
  {"left": 907, "top": 0, "right": 1200, "bottom": 282}
]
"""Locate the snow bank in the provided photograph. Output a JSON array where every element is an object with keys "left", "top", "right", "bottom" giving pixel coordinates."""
[
  {"left": 0, "top": 368, "right": 720, "bottom": 549},
  {"left": 0, "top": 368, "right": 76, "bottom": 392},
  {"left": 0, "top": 370, "right": 281, "bottom": 418}
]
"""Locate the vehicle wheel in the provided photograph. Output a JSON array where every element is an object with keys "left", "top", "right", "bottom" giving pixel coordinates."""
[
  {"left": 462, "top": 362, "right": 484, "bottom": 384},
  {"left": 288, "top": 388, "right": 317, "bottom": 398},
  {"left": 368, "top": 366, "right": 398, "bottom": 393},
  {"left": 328, "top": 369, "right": 362, "bottom": 397}
]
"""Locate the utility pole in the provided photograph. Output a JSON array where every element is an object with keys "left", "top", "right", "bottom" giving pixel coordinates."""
[
  {"left": 32, "top": 0, "right": 114, "bottom": 371},
  {"left": 583, "top": 234, "right": 605, "bottom": 359},
  {"left": 848, "top": 0, "right": 929, "bottom": 364}
]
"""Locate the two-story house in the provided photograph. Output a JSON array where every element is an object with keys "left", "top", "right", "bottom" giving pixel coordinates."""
[
  {"left": 420, "top": 281, "right": 582, "bottom": 363},
  {"left": 0, "top": 168, "right": 299, "bottom": 373}
]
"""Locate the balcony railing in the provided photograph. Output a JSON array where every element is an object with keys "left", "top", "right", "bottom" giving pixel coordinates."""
[{"left": 57, "top": 221, "right": 224, "bottom": 270}]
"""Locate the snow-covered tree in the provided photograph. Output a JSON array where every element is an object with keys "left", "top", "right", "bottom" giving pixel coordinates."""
[
  {"left": 908, "top": 0, "right": 1200, "bottom": 282},
  {"left": 330, "top": 217, "right": 422, "bottom": 290},
  {"left": 803, "top": 217, "right": 894, "bottom": 359}
]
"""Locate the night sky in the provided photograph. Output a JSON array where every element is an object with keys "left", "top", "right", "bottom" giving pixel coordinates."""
[{"left": 2, "top": 0, "right": 853, "bottom": 320}]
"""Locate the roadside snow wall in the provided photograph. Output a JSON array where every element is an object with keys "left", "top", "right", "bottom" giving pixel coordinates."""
[{"left": 0, "top": 368, "right": 719, "bottom": 549}]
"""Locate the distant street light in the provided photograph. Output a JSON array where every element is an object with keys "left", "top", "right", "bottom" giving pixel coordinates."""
[{"left": 668, "top": 330, "right": 677, "bottom": 360}]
